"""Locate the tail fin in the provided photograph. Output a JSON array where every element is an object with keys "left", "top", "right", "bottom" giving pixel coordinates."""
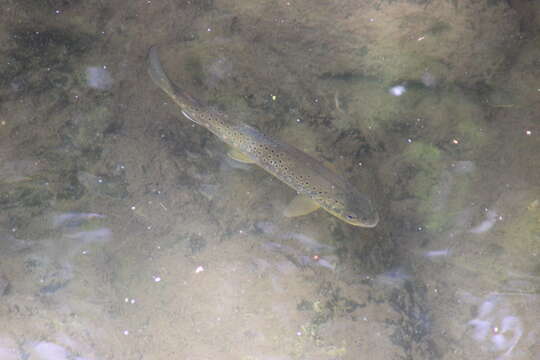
[
  {"left": 147, "top": 46, "right": 177, "bottom": 99},
  {"left": 147, "top": 46, "right": 201, "bottom": 109}
]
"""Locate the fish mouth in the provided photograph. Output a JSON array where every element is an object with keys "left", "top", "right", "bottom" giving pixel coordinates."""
[
  {"left": 360, "top": 217, "right": 379, "bottom": 228},
  {"left": 328, "top": 208, "right": 379, "bottom": 228}
]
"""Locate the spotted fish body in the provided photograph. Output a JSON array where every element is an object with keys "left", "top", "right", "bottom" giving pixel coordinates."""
[{"left": 148, "top": 46, "right": 379, "bottom": 227}]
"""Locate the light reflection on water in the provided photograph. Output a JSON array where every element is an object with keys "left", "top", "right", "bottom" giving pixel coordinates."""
[{"left": 461, "top": 291, "right": 539, "bottom": 360}]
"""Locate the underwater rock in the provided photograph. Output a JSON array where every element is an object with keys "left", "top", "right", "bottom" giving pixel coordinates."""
[{"left": 224, "top": 0, "right": 519, "bottom": 86}]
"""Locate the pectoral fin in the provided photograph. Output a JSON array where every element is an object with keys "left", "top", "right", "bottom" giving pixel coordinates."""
[
  {"left": 228, "top": 148, "right": 256, "bottom": 164},
  {"left": 283, "top": 195, "right": 321, "bottom": 217}
]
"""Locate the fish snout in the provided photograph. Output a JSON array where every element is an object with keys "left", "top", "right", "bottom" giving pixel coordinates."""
[
  {"left": 340, "top": 210, "right": 379, "bottom": 227},
  {"left": 360, "top": 212, "right": 379, "bottom": 228}
]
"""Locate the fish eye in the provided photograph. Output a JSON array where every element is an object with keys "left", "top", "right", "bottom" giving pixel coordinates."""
[{"left": 346, "top": 214, "right": 357, "bottom": 220}]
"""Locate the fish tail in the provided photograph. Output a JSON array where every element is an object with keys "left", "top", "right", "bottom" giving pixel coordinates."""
[{"left": 147, "top": 46, "right": 201, "bottom": 110}]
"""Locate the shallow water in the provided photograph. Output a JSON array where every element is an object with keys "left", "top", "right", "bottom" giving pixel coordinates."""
[{"left": 0, "top": 0, "right": 539, "bottom": 359}]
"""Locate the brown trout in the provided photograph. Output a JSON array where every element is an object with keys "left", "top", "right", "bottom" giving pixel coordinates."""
[{"left": 147, "top": 46, "right": 379, "bottom": 227}]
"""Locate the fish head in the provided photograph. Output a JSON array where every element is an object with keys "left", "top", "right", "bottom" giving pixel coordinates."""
[{"left": 329, "top": 191, "right": 379, "bottom": 228}]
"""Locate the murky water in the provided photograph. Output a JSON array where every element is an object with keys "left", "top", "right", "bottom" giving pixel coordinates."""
[{"left": 1, "top": 0, "right": 538, "bottom": 359}]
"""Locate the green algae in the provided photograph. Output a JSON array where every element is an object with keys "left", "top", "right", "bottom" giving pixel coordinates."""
[
  {"left": 456, "top": 118, "right": 488, "bottom": 149},
  {"left": 404, "top": 142, "right": 442, "bottom": 170},
  {"left": 399, "top": 142, "right": 477, "bottom": 232},
  {"left": 0, "top": 182, "right": 52, "bottom": 210},
  {"left": 68, "top": 104, "right": 113, "bottom": 149},
  {"left": 499, "top": 196, "right": 540, "bottom": 268},
  {"left": 403, "top": 142, "right": 444, "bottom": 207},
  {"left": 422, "top": 170, "right": 472, "bottom": 232}
]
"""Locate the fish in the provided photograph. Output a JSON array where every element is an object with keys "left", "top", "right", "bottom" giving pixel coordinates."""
[{"left": 147, "top": 46, "right": 379, "bottom": 227}]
